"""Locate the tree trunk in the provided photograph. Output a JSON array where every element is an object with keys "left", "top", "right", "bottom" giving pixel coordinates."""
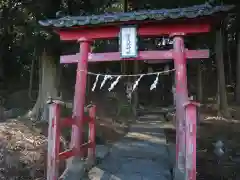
[
  {"left": 28, "top": 50, "right": 58, "bottom": 120},
  {"left": 215, "top": 30, "right": 231, "bottom": 118},
  {"left": 235, "top": 32, "right": 240, "bottom": 104},
  {"left": 227, "top": 38, "right": 233, "bottom": 85}
]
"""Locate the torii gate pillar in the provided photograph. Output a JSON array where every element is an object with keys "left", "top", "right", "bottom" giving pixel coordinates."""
[
  {"left": 70, "top": 38, "right": 91, "bottom": 159},
  {"left": 172, "top": 34, "right": 189, "bottom": 178}
]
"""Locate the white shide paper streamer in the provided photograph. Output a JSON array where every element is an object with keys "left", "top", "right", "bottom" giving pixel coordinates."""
[
  {"left": 108, "top": 76, "right": 122, "bottom": 91},
  {"left": 91, "top": 74, "right": 100, "bottom": 91},
  {"left": 150, "top": 73, "right": 160, "bottom": 91},
  {"left": 77, "top": 68, "right": 175, "bottom": 92}
]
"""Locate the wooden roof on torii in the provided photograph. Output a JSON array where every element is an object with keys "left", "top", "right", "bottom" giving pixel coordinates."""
[
  {"left": 39, "top": 3, "right": 234, "bottom": 30},
  {"left": 38, "top": 3, "right": 235, "bottom": 63}
]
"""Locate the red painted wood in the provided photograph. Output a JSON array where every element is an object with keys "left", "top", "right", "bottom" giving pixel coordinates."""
[
  {"left": 79, "top": 142, "right": 92, "bottom": 157},
  {"left": 70, "top": 39, "right": 91, "bottom": 157},
  {"left": 46, "top": 100, "right": 97, "bottom": 179},
  {"left": 184, "top": 101, "right": 199, "bottom": 180},
  {"left": 47, "top": 103, "right": 61, "bottom": 180},
  {"left": 59, "top": 141, "right": 93, "bottom": 161},
  {"left": 83, "top": 116, "right": 91, "bottom": 122},
  {"left": 88, "top": 105, "right": 96, "bottom": 163},
  {"left": 59, "top": 149, "right": 75, "bottom": 160},
  {"left": 61, "top": 116, "right": 90, "bottom": 127},
  {"left": 173, "top": 36, "right": 189, "bottom": 176},
  {"left": 60, "top": 50, "right": 209, "bottom": 64},
  {"left": 58, "top": 23, "right": 210, "bottom": 40},
  {"left": 61, "top": 117, "right": 74, "bottom": 127}
]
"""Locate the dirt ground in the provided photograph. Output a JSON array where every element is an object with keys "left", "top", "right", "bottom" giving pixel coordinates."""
[
  {"left": 0, "top": 115, "right": 128, "bottom": 180},
  {"left": 0, "top": 119, "right": 46, "bottom": 179},
  {"left": 164, "top": 106, "right": 240, "bottom": 180}
]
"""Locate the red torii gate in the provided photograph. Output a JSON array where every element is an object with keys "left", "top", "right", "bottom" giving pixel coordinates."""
[{"left": 39, "top": 4, "right": 234, "bottom": 180}]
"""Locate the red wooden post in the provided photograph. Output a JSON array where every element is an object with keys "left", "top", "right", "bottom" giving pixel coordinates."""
[
  {"left": 88, "top": 105, "right": 96, "bottom": 165},
  {"left": 70, "top": 38, "right": 91, "bottom": 156},
  {"left": 172, "top": 34, "right": 188, "bottom": 178},
  {"left": 47, "top": 102, "right": 61, "bottom": 180},
  {"left": 184, "top": 101, "right": 199, "bottom": 180},
  {"left": 58, "top": 22, "right": 210, "bottom": 41}
]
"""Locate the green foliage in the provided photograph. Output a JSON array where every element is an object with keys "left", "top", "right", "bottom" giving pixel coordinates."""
[{"left": 0, "top": 0, "right": 117, "bottom": 86}]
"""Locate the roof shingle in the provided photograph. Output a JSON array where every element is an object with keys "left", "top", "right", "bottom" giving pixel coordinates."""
[{"left": 39, "top": 4, "right": 234, "bottom": 28}]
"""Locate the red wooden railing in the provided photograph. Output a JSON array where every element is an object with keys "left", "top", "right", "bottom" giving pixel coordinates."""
[{"left": 47, "top": 99, "right": 96, "bottom": 180}]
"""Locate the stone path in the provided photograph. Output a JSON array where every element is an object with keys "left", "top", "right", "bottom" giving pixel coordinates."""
[{"left": 87, "top": 115, "right": 172, "bottom": 180}]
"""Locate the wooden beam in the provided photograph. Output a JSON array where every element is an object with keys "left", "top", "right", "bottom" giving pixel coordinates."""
[
  {"left": 60, "top": 50, "right": 209, "bottom": 64},
  {"left": 58, "top": 23, "right": 210, "bottom": 41}
]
